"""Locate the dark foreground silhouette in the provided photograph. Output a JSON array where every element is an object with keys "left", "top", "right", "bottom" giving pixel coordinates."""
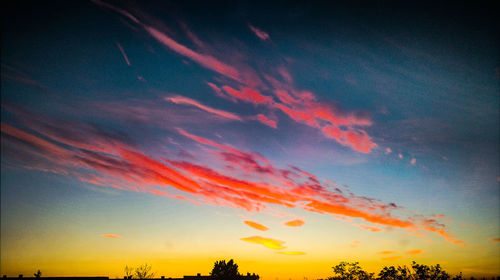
[{"left": 2, "top": 260, "right": 499, "bottom": 280}]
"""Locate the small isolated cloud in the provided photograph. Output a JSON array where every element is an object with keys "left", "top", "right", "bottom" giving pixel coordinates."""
[
  {"left": 241, "top": 236, "right": 285, "bottom": 249},
  {"left": 490, "top": 238, "right": 500, "bottom": 242},
  {"left": 101, "top": 234, "right": 120, "bottom": 238},
  {"left": 398, "top": 153, "right": 403, "bottom": 159},
  {"left": 377, "top": 250, "right": 396, "bottom": 255},
  {"left": 277, "top": 251, "right": 306, "bottom": 255},
  {"left": 359, "top": 224, "right": 383, "bottom": 232},
  {"left": 381, "top": 256, "right": 403, "bottom": 261},
  {"left": 284, "top": 219, "right": 305, "bottom": 227},
  {"left": 411, "top": 158, "right": 416, "bottom": 165},
  {"left": 248, "top": 24, "right": 270, "bottom": 41},
  {"left": 406, "top": 249, "right": 424, "bottom": 255},
  {"left": 244, "top": 221, "right": 269, "bottom": 231},
  {"left": 385, "top": 148, "right": 392, "bottom": 154},
  {"left": 349, "top": 240, "right": 360, "bottom": 248}
]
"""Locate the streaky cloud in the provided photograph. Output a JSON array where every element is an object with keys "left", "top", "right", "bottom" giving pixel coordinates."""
[
  {"left": 165, "top": 96, "right": 242, "bottom": 121},
  {"left": 244, "top": 221, "right": 269, "bottom": 231},
  {"left": 240, "top": 236, "right": 285, "bottom": 249}
]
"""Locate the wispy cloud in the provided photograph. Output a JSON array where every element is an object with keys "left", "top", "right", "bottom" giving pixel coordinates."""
[
  {"left": 244, "top": 221, "right": 269, "bottom": 231},
  {"left": 490, "top": 238, "right": 500, "bottom": 242},
  {"left": 240, "top": 236, "right": 286, "bottom": 249},
  {"left": 165, "top": 96, "right": 242, "bottom": 121},
  {"left": 116, "top": 42, "right": 131, "bottom": 66},
  {"left": 0, "top": 107, "right": 463, "bottom": 245},
  {"left": 248, "top": 24, "right": 270, "bottom": 41}
]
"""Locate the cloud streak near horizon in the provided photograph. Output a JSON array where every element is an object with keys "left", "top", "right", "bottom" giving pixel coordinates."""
[{"left": 0, "top": 107, "right": 463, "bottom": 245}]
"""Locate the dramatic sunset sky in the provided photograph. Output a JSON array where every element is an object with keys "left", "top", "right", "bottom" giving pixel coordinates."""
[{"left": 1, "top": 1, "right": 499, "bottom": 279}]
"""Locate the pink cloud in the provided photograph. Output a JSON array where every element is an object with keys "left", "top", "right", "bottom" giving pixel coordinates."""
[
  {"left": 116, "top": 42, "right": 131, "bottom": 66},
  {"left": 255, "top": 114, "right": 277, "bottom": 129},
  {"left": 165, "top": 96, "right": 242, "bottom": 121},
  {"left": 248, "top": 24, "right": 270, "bottom": 41},
  {"left": 411, "top": 158, "right": 416, "bottom": 165},
  {"left": 385, "top": 148, "right": 392, "bottom": 154}
]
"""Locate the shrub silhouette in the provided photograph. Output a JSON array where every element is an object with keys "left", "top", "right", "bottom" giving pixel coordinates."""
[
  {"left": 34, "top": 270, "right": 42, "bottom": 279},
  {"left": 378, "top": 261, "right": 462, "bottom": 280},
  {"left": 124, "top": 265, "right": 134, "bottom": 279},
  {"left": 329, "top": 262, "right": 374, "bottom": 280}
]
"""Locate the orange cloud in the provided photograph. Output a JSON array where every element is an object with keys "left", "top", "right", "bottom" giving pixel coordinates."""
[
  {"left": 244, "top": 221, "right": 269, "bottom": 231},
  {"left": 277, "top": 251, "right": 305, "bottom": 255},
  {"left": 377, "top": 251, "right": 396, "bottom": 255},
  {"left": 101, "top": 234, "right": 120, "bottom": 238},
  {"left": 240, "top": 236, "right": 286, "bottom": 249},
  {"left": 284, "top": 219, "right": 305, "bottom": 227},
  {"left": 490, "top": 238, "right": 500, "bottom": 242},
  {"left": 381, "top": 256, "right": 403, "bottom": 261},
  {"left": 406, "top": 249, "right": 424, "bottom": 255}
]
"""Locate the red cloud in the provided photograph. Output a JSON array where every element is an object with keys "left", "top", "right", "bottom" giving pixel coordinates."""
[
  {"left": 255, "top": 114, "right": 277, "bottom": 129},
  {"left": 284, "top": 219, "right": 305, "bottom": 227},
  {"left": 490, "top": 238, "right": 500, "bottom": 242},
  {"left": 244, "top": 221, "right": 269, "bottom": 231},
  {"left": 1, "top": 115, "right": 463, "bottom": 245}
]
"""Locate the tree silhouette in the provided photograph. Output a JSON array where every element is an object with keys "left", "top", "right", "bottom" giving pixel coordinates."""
[
  {"left": 211, "top": 259, "right": 241, "bottom": 280},
  {"left": 34, "top": 270, "right": 42, "bottom": 279},
  {"left": 329, "top": 262, "right": 374, "bottom": 280},
  {"left": 378, "top": 261, "right": 463, "bottom": 280},
  {"left": 124, "top": 265, "right": 134, "bottom": 279},
  {"left": 135, "top": 263, "right": 155, "bottom": 279}
]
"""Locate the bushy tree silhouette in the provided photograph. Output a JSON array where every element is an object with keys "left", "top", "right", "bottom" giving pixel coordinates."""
[
  {"left": 329, "top": 262, "right": 374, "bottom": 280},
  {"left": 135, "top": 263, "right": 155, "bottom": 279},
  {"left": 378, "top": 261, "right": 463, "bottom": 280},
  {"left": 211, "top": 259, "right": 239, "bottom": 280},
  {"left": 34, "top": 270, "right": 42, "bottom": 279},
  {"left": 124, "top": 265, "right": 134, "bottom": 279}
]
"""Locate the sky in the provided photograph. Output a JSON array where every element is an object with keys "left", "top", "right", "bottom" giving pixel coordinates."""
[{"left": 1, "top": 1, "right": 499, "bottom": 279}]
